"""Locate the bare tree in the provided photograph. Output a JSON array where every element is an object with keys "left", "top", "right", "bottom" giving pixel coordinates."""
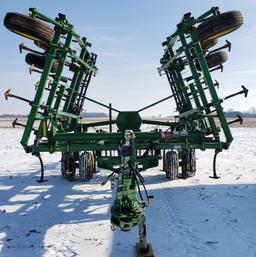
[{"left": 248, "top": 107, "right": 256, "bottom": 118}]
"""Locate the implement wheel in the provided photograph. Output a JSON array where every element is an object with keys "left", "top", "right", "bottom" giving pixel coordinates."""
[
  {"left": 4, "top": 12, "right": 54, "bottom": 44},
  {"left": 34, "top": 40, "right": 50, "bottom": 51},
  {"left": 61, "top": 152, "right": 67, "bottom": 178},
  {"left": 79, "top": 152, "right": 95, "bottom": 181},
  {"left": 196, "top": 11, "right": 243, "bottom": 41},
  {"left": 190, "top": 149, "right": 196, "bottom": 176},
  {"left": 200, "top": 38, "right": 218, "bottom": 50},
  {"left": 61, "top": 152, "right": 76, "bottom": 181},
  {"left": 181, "top": 149, "right": 196, "bottom": 179},
  {"left": 196, "top": 51, "right": 228, "bottom": 71},
  {"left": 25, "top": 53, "right": 59, "bottom": 73},
  {"left": 165, "top": 150, "right": 178, "bottom": 180}
]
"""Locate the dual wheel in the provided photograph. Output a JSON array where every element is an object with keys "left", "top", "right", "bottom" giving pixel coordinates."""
[
  {"left": 164, "top": 149, "right": 196, "bottom": 180},
  {"left": 181, "top": 149, "right": 196, "bottom": 179},
  {"left": 79, "top": 152, "right": 95, "bottom": 181},
  {"left": 195, "top": 11, "right": 243, "bottom": 71},
  {"left": 4, "top": 12, "right": 59, "bottom": 73},
  {"left": 164, "top": 151, "right": 179, "bottom": 180},
  {"left": 4, "top": 12, "right": 54, "bottom": 49},
  {"left": 61, "top": 152, "right": 95, "bottom": 181}
]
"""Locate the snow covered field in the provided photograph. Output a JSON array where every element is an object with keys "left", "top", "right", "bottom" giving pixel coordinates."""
[{"left": 0, "top": 127, "right": 256, "bottom": 257}]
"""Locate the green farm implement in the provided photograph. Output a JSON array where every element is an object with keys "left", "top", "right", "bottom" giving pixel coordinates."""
[{"left": 4, "top": 7, "right": 247, "bottom": 257}]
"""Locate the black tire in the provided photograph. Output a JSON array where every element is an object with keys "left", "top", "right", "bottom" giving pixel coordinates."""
[
  {"left": 181, "top": 150, "right": 190, "bottom": 179},
  {"left": 34, "top": 40, "right": 50, "bottom": 51},
  {"left": 200, "top": 38, "right": 218, "bottom": 50},
  {"left": 190, "top": 149, "right": 196, "bottom": 176},
  {"left": 79, "top": 152, "right": 87, "bottom": 181},
  {"left": 79, "top": 152, "right": 94, "bottom": 181},
  {"left": 25, "top": 53, "right": 59, "bottom": 73},
  {"left": 196, "top": 11, "right": 243, "bottom": 41},
  {"left": 61, "top": 152, "right": 67, "bottom": 178},
  {"left": 66, "top": 153, "right": 76, "bottom": 181},
  {"left": 165, "top": 150, "right": 178, "bottom": 180},
  {"left": 196, "top": 51, "right": 228, "bottom": 71},
  {"left": 87, "top": 152, "right": 95, "bottom": 173},
  {"left": 61, "top": 152, "right": 76, "bottom": 181},
  {"left": 180, "top": 150, "right": 196, "bottom": 179},
  {"left": 206, "top": 51, "right": 228, "bottom": 68},
  {"left": 4, "top": 12, "right": 54, "bottom": 43}
]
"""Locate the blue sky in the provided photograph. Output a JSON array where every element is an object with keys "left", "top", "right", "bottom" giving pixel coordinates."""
[{"left": 0, "top": 0, "right": 255, "bottom": 116}]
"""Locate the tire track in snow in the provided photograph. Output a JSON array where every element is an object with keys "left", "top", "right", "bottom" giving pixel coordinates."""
[
  {"left": 188, "top": 178, "right": 256, "bottom": 252},
  {"left": 152, "top": 182, "right": 207, "bottom": 257}
]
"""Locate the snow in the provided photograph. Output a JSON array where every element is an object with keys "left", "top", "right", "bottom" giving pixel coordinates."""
[{"left": 0, "top": 127, "right": 256, "bottom": 257}]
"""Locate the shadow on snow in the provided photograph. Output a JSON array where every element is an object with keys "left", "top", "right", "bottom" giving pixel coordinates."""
[{"left": 0, "top": 163, "right": 256, "bottom": 257}]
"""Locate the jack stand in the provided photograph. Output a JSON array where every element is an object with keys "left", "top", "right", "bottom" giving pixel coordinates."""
[
  {"left": 33, "top": 152, "right": 48, "bottom": 183},
  {"left": 136, "top": 215, "right": 154, "bottom": 257},
  {"left": 136, "top": 243, "right": 154, "bottom": 257},
  {"left": 210, "top": 149, "right": 221, "bottom": 179}
]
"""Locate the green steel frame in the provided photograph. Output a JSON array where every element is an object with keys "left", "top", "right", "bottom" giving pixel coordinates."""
[
  {"left": 4, "top": 7, "right": 246, "bottom": 254},
  {"left": 15, "top": 7, "right": 235, "bottom": 161}
]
